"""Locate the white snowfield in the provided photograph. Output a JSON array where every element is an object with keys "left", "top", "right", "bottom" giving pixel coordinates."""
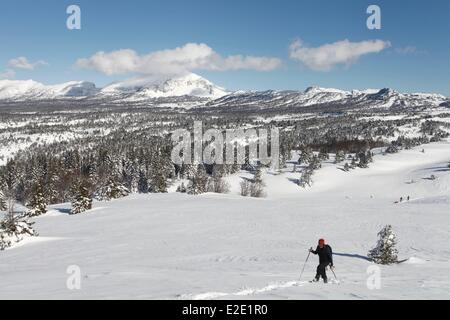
[{"left": 1, "top": 141, "right": 450, "bottom": 299}]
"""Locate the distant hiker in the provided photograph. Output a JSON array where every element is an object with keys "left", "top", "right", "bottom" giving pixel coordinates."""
[
  {"left": 407, "top": 196, "right": 410, "bottom": 201},
  {"left": 309, "top": 239, "right": 334, "bottom": 283},
  {"left": 400, "top": 197, "right": 403, "bottom": 202}
]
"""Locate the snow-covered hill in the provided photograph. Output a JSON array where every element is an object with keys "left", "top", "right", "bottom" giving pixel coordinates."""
[
  {"left": 208, "top": 87, "right": 448, "bottom": 110},
  {"left": 0, "top": 80, "right": 99, "bottom": 101},
  {"left": 99, "top": 73, "right": 227, "bottom": 101},
  {"left": 1, "top": 140, "right": 449, "bottom": 299}
]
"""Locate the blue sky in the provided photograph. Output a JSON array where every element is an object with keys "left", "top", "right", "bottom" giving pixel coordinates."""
[{"left": 1, "top": 0, "right": 449, "bottom": 95}]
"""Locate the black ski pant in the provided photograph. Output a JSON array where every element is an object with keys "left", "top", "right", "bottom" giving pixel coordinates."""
[{"left": 316, "top": 263, "right": 328, "bottom": 280}]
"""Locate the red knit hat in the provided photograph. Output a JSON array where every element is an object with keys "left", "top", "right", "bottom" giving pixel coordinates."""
[{"left": 318, "top": 239, "right": 325, "bottom": 245}]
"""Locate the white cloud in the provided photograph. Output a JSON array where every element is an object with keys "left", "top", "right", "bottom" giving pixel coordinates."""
[
  {"left": 8, "top": 56, "right": 48, "bottom": 70},
  {"left": 76, "top": 43, "right": 282, "bottom": 76},
  {"left": 0, "top": 69, "right": 15, "bottom": 79},
  {"left": 289, "top": 39, "right": 391, "bottom": 71}
]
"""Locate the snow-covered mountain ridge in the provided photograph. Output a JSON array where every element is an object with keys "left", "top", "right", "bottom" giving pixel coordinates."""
[
  {"left": 0, "top": 74, "right": 448, "bottom": 110},
  {"left": 0, "top": 73, "right": 227, "bottom": 102}
]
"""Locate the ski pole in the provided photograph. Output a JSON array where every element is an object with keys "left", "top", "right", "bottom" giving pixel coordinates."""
[
  {"left": 298, "top": 249, "right": 311, "bottom": 281},
  {"left": 330, "top": 267, "right": 338, "bottom": 281}
]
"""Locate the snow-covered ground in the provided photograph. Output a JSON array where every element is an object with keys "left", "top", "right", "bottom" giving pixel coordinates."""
[{"left": 1, "top": 141, "right": 450, "bottom": 299}]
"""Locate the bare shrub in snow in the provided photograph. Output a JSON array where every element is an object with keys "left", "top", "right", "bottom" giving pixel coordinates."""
[
  {"left": 187, "top": 165, "right": 209, "bottom": 195},
  {"left": 206, "top": 165, "right": 230, "bottom": 194},
  {"left": 207, "top": 176, "right": 230, "bottom": 194},
  {"left": 298, "top": 168, "right": 313, "bottom": 188},
  {"left": 249, "top": 168, "right": 266, "bottom": 198},
  {"left": 368, "top": 225, "right": 399, "bottom": 264}
]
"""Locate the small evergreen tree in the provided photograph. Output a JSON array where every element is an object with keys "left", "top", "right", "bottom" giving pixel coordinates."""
[
  {"left": 298, "top": 147, "right": 313, "bottom": 165},
  {"left": 26, "top": 184, "right": 48, "bottom": 217},
  {"left": 357, "top": 151, "right": 369, "bottom": 168},
  {"left": 149, "top": 171, "right": 168, "bottom": 193},
  {"left": 334, "top": 150, "right": 345, "bottom": 164},
  {"left": 98, "top": 178, "right": 130, "bottom": 201},
  {"left": 318, "top": 149, "right": 329, "bottom": 161},
  {"left": 176, "top": 182, "right": 187, "bottom": 193},
  {"left": 368, "top": 225, "right": 399, "bottom": 264},
  {"left": 137, "top": 170, "right": 149, "bottom": 193},
  {"left": 71, "top": 182, "right": 93, "bottom": 214}
]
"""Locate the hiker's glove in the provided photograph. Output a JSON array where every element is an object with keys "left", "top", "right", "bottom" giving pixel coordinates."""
[{"left": 330, "top": 265, "right": 335, "bottom": 270}]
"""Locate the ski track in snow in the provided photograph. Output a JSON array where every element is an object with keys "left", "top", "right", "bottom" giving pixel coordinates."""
[
  {"left": 182, "top": 278, "right": 343, "bottom": 300},
  {"left": 181, "top": 280, "right": 307, "bottom": 300}
]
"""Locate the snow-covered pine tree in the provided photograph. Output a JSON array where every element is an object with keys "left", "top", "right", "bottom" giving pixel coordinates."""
[
  {"left": 0, "top": 213, "right": 37, "bottom": 250},
  {"left": 70, "top": 182, "right": 93, "bottom": 214},
  {"left": 176, "top": 182, "right": 187, "bottom": 193},
  {"left": 98, "top": 178, "right": 130, "bottom": 201},
  {"left": 150, "top": 170, "right": 168, "bottom": 193},
  {"left": 368, "top": 225, "right": 399, "bottom": 264},
  {"left": 318, "top": 149, "right": 329, "bottom": 161},
  {"left": 357, "top": 151, "right": 369, "bottom": 168},
  {"left": 149, "top": 156, "right": 171, "bottom": 193},
  {"left": 334, "top": 150, "right": 345, "bottom": 164},
  {"left": 298, "top": 147, "right": 313, "bottom": 165},
  {"left": 46, "top": 173, "right": 60, "bottom": 204},
  {"left": 137, "top": 170, "right": 149, "bottom": 193},
  {"left": 308, "top": 155, "right": 322, "bottom": 170},
  {"left": 385, "top": 144, "right": 399, "bottom": 154},
  {"left": 26, "top": 183, "right": 48, "bottom": 217}
]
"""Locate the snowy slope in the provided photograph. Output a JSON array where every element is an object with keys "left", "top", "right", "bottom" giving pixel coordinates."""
[
  {"left": 208, "top": 87, "right": 448, "bottom": 110},
  {"left": 1, "top": 140, "right": 449, "bottom": 299},
  {"left": 0, "top": 80, "right": 99, "bottom": 101}
]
